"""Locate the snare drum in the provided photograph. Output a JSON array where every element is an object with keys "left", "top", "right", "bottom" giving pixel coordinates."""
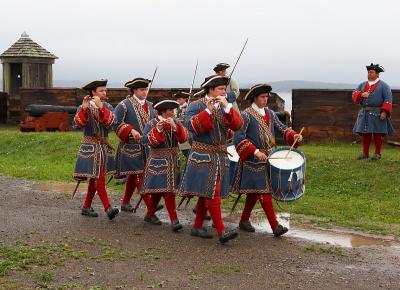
[{"left": 268, "top": 147, "right": 306, "bottom": 202}]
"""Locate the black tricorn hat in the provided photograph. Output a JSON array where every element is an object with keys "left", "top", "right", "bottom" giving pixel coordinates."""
[
  {"left": 366, "top": 63, "right": 384, "bottom": 73},
  {"left": 154, "top": 99, "right": 180, "bottom": 111},
  {"left": 201, "top": 75, "right": 229, "bottom": 89},
  {"left": 243, "top": 84, "right": 272, "bottom": 102},
  {"left": 213, "top": 62, "right": 230, "bottom": 72},
  {"left": 173, "top": 92, "right": 190, "bottom": 99},
  {"left": 82, "top": 79, "right": 108, "bottom": 91},
  {"left": 125, "top": 78, "right": 151, "bottom": 89}
]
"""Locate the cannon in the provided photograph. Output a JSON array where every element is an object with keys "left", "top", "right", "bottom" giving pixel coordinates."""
[
  {"left": 25, "top": 104, "right": 78, "bottom": 117},
  {"left": 19, "top": 104, "right": 78, "bottom": 132}
]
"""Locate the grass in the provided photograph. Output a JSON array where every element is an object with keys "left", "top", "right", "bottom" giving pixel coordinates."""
[
  {"left": 0, "top": 237, "right": 170, "bottom": 288},
  {"left": 304, "top": 244, "right": 347, "bottom": 256},
  {"left": 0, "top": 127, "right": 399, "bottom": 236}
]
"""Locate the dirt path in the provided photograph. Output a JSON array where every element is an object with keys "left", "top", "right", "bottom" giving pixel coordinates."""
[{"left": 0, "top": 176, "right": 399, "bottom": 290}]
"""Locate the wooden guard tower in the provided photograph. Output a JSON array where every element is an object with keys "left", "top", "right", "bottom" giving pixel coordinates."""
[{"left": 0, "top": 32, "right": 57, "bottom": 120}]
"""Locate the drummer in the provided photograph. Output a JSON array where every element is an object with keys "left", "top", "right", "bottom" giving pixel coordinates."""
[{"left": 232, "top": 84, "right": 303, "bottom": 236}]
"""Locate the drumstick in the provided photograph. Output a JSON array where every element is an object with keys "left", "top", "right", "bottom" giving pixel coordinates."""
[
  {"left": 267, "top": 156, "right": 292, "bottom": 160},
  {"left": 284, "top": 127, "right": 304, "bottom": 159}
]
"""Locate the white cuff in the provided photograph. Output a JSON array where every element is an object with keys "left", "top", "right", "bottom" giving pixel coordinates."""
[
  {"left": 254, "top": 149, "right": 259, "bottom": 155},
  {"left": 156, "top": 127, "right": 162, "bottom": 133},
  {"left": 205, "top": 108, "right": 212, "bottom": 115},
  {"left": 224, "top": 103, "right": 233, "bottom": 113}
]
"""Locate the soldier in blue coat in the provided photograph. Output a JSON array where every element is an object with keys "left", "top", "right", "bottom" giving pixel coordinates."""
[
  {"left": 141, "top": 99, "right": 189, "bottom": 231},
  {"left": 352, "top": 63, "right": 394, "bottom": 160},
  {"left": 73, "top": 79, "right": 119, "bottom": 220},
  {"left": 114, "top": 78, "right": 162, "bottom": 212},
  {"left": 180, "top": 75, "right": 244, "bottom": 244},
  {"left": 232, "top": 84, "right": 303, "bottom": 236}
]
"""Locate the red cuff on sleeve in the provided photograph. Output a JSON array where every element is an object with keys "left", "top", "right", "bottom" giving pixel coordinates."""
[
  {"left": 98, "top": 106, "right": 115, "bottom": 127},
  {"left": 224, "top": 108, "right": 243, "bottom": 131},
  {"left": 148, "top": 126, "right": 165, "bottom": 147},
  {"left": 174, "top": 123, "right": 188, "bottom": 143},
  {"left": 284, "top": 128, "right": 300, "bottom": 148},
  {"left": 381, "top": 101, "right": 392, "bottom": 115},
  {"left": 190, "top": 110, "right": 214, "bottom": 135},
  {"left": 74, "top": 107, "right": 89, "bottom": 128},
  {"left": 352, "top": 90, "right": 363, "bottom": 104},
  {"left": 116, "top": 123, "right": 133, "bottom": 142},
  {"left": 236, "top": 139, "right": 257, "bottom": 161}
]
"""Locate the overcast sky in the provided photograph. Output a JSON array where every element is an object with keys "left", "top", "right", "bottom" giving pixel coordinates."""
[{"left": 1, "top": 0, "right": 400, "bottom": 88}]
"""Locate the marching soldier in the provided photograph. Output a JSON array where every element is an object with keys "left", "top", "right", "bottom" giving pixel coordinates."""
[
  {"left": 114, "top": 78, "right": 162, "bottom": 212},
  {"left": 73, "top": 79, "right": 119, "bottom": 220},
  {"left": 180, "top": 75, "right": 243, "bottom": 244},
  {"left": 141, "top": 99, "right": 189, "bottom": 231},
  {"left": 352, "top": 63, "right": 394, "bottom": 160},
  {"left": 232, "top": 84, "right": 303, "bottom": 236}
]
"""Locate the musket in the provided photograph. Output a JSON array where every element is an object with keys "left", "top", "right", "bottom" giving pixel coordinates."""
[
  {"left": 230, "top": 193, "right": 242, "bottom": 213},
  {"left": 71, "top": 180, "right": 81, "bottom": 200},
  {"left": 186, "top": 60, "right": 199, "bottom": 107},
  {"left": 148, "top": 66, "right": 158, "bottom": 93},
  {"left": 106, "top": 176, "right": 114, "bottom": 185},
  {"left": 133, "top": 195, "right": 143, "bottom": 213},
  {"left": 227, "top": 38, "right": 249, "bottom": 90},
  {"left": 176, "top": 196, "right": 187, "bottom": 209},
  {"left": 184, "top": 196, "right": 193, "bottom": 209}
]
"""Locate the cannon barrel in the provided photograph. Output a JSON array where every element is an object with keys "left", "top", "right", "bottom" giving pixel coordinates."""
[{"left": 25, "top": 104, "right": 78, "bottom": 117}]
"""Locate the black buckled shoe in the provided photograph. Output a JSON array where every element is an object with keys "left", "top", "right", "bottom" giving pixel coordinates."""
[
  {"left": 171, "top": 220, "right": 183, "bottom": 232},
  {"left": 106, "top": 207, "right": 119, "bottom": 220},
  {"left": 190, "top": 227, "right": 213, "bottom": 239},
  {"left": 356, "top": 154, "right": 369, "bottom": 160},
  {"left": 239, "top": 220, "right": 255, "bottom": 232},
  {"left": 81, "top": 207, "right": 98, "bottom": 217},
  {"left": 192, "top": 208, "right": 212, "bottom": 220},
  {"left": 144, "top": 215, "right": 162, "bottom": 225},
  {"left": 371, "top": 154, "right": 381, "bottom": 161},
  {"left": 219, "top": 230, "right": 239, "bottom": 244},
  {"left": 121, "top": 203, "right": 134, "bottom": 212},
  {"left": 273, "top": 224, "right": 289, "bottom": 237}
]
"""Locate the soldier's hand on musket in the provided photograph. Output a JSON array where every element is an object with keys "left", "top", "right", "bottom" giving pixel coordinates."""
[
  {"left": 92, "top": 96, "right": 103, "bottom": 109},
  {"left": 294, "top": 134, "right": 303, "bottom": 142},
  {"left": 130, "top": 129, "right": 141, "bottom": 140},
  {"left": 82, "top": 95, "right": 90, "bottom": 109},
  {"left": 255, "top": 151, "right": 268, "bottom": 161},
  {"left": 380, "top": 111, "right": 387, "bottom": 120},
  {"left": 361, "top": 92, "right": 370, "bottom": 98},
  {"left": 216, "top": 95, "right": 228, "bottom": 108}
]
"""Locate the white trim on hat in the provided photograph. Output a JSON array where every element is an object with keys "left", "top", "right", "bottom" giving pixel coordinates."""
[
  {"left": 201, "top": 75, "right": 229, "bottom": 88},
  {"left": 125, "top": 79, "right": 150, "bottom": 88},
  {"left": 81, "top": 79, "right": 108, "bottom": 90},
  {"left": 243, "top": 84, "right": 270, "bottom": 101},
  {"left": 154, "top": 99, "right": 180, "bottom": 110}
]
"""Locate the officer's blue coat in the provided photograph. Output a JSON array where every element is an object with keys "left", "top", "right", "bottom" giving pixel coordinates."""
[
  {"left": 179, "top": 98, "right": 243, "bottom": 199},
  {"left": 352, "top": 80, "right": 394, "bottom": 135},
  {"left": 73, "top": 103, "right": 116, "bottom": 180},
  {"left": 232, "top": 106, "right": 297, "bottom": 194},
  {"left": 113, "top": 96, "right": 155, "bottom": 176},
  {"left": 141, "top": 117, "right": 188, "bottom": 195}
]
